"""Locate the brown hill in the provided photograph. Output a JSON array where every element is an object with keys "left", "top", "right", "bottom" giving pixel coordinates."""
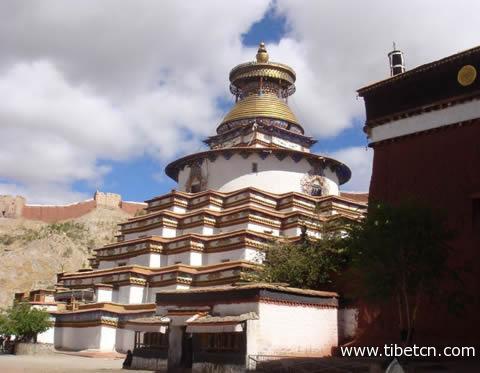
[{"left": 0, "top": 206, "right": 134, "bottom": 307}]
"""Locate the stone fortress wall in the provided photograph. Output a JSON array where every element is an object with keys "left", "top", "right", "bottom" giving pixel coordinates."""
[
  {"left": 0, "top": 191, "right": 146, "bottom": 223},
  {"left": 0, "top": 195, "right": 26, "bottom": 218}
]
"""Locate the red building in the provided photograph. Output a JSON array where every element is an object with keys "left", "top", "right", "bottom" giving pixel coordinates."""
[{"left": 357, "top": 46, "right": 480, "bottom": 346}]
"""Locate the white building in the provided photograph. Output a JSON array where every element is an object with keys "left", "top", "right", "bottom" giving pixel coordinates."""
[{"left": 25, "top": 43, "right": 366, "bottom": 371}]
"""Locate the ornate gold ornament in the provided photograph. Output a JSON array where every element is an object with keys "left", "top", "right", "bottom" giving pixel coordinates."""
[
  {"left": 256, "top": 42, "right": 269, "bottom": 63},
  {"left": 301, "top": 166, "right": 328, "bottom": 196},
  {"left": 457, "top": 65, "right": 477, "bottom": 86}
]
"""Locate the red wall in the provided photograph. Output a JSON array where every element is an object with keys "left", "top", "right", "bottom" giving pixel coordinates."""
[
  {"left": 21, "top": 200, "right": 146, "bottom": 223},
  {"left": 22, "top": 200, "right": 97, "bottom": 223},
  {"left": 121, "top": 201, "right": 147, "bottom": 215},
  {"left": 362, "top": 120, "right": 480, "bottom": 346}
]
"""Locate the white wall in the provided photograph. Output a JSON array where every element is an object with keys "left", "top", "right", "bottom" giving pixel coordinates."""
[
  {"left": 115, "top": 328, "right": 135, "bottom": 353},
  {"left": 55, "top": 326, "right": 97, "bottom": 351},
  {"left": 130, "top": 285, "right": 145, "bottom": 304},
  {"left": 205, "top": 248, "right": 262, "bottom": 265},
  {"left": 94, "top": 245, "right": 262, "bottom": 275},
  {"left": 37, "top": 326, "right": 54, "bottom": 344},
  {"left": 124, "top": 226, "right": 176, "bottom": 241},
  {"left": 149, "top": 253, "right": 162, "bottom": 267},
  {"left": 100, "top": 326, "right": 117, "bottom": 351},
  {"left": 96, "top": 288, "right": 113, "bottom": 302},
  {"left": 177, "top": 154, "right": 340, "bottom": 195},
  {"left": 117, "top": 285, "right": 145, "bottom": 304},
  {"left": 165, "top": 251, "right": 194, "bottom": 266},
  {"left": 369, "top": 99, "right": 480, "bottom": 144},
  {"left": 54, "top": 325, "right": 117, "bottom": 352},
  {"left": 249, "top": 303, "right": 338, "bottom": 356}
]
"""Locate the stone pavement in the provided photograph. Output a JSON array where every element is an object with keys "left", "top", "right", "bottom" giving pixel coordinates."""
[{"left": 0, "top": 352, "right": 151, "bottom": 373}]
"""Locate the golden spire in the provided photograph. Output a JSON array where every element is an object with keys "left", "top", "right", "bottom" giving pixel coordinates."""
[
  {"left": 219, "top": 42, "right": 301, "bottom": 135},
  {"left": 256, "top": 42, "right": 269, "bottom": 63}
]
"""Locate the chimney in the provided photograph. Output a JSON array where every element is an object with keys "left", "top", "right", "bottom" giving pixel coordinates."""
[{"left": 388, "top": 42, "right": 405, "bottom": 76}]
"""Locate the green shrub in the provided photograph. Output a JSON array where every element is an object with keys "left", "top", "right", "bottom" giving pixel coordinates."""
[{"left": 0, "top": 302, "right": 51, "bottom": 342}]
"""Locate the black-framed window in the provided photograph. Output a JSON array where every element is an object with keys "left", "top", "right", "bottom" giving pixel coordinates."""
[
  {"left": 197, "top": 332, "right": 244, "bottom": 353},
  {"left": 142, "top": 332, "right": 169, "bottom": 349}
]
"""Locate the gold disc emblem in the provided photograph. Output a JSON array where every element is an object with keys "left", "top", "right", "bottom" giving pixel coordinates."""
[{"left": 457, "top": 65, "right": 477, "bottom": 86}]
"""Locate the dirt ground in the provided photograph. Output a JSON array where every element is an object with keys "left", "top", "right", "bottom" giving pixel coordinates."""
[{"left": 0, "top": 353, "right": 152, "bottom": 373}]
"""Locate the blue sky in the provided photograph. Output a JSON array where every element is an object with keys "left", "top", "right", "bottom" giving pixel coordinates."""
[{"left": 1, "top": 1, "right": 478, "bottom": 204}]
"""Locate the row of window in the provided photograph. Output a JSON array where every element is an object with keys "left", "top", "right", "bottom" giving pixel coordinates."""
[
  {"left": 197, "top": 332, "right": 245, "bottom": 352},
  {"left": 138, "top": 332, "right": 169, "bottom": 349},
  {"left": 136, "top": 331, "right": 245, "bottom": 353}
]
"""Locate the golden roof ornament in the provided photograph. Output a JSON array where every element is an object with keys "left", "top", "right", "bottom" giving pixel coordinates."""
[
  {"left": 220, "top": 42, "right": 300, "bottom": 134},
  {"left": 256, "top": 42, "right": 269, "bottom": 63},
  {"left": 457, "top": 65, "right": 477, "bottom": 86}
]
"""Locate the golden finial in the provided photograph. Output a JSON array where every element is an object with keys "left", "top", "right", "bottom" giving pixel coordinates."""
[{"left": 256, "top": 42, "right": 269, "bottom": 63}]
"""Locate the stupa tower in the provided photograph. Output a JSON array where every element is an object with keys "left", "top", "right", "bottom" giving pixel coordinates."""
[
  {"left": 30, "top": 44, "right": 367, "bottom": 366},
  {"left": 166, "top": 43, "right": 351, "bottom": 197}
]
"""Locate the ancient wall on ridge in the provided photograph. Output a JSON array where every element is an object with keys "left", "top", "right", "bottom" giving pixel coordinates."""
[
  {"left": 94, "top": 191, "right": 122, "bottom": 209},
  {"left": 22, "top": 200, "right": 97, "bottom": 223},
  {"left": 0, "top": 192, "right": 146, "bottom": 223}
]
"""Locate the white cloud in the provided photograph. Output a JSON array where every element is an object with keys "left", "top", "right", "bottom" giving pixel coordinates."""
[
  {"left": 0, "top": 182, "right": 89, "bottom": 205},
  {"left": 0, "top": 1, "right": 270, "bottom": 203},
  {"left": 329, "top": 147, "right": 373, "bottom": 192},
  {"left": 1, "top": 1, "right": 480, "bottom": 202}
]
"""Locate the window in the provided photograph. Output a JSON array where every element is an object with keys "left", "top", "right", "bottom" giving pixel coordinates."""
[
  {"left": 221, "top": 259, "right": 230, "bottom": 263},
  {"left": 117, "top": 262, "right": 127, "bottom": 267},
  {"left": 191, "top": 183, "right": 201, "bottom": 193},
  {"left": 198, "top": 332, "right": 244, "bottom": 353},
  {"left": 311, "top": 180, "right": 323, "bottom": 196},
  {"left": 174, "top": 261, "right": 182, "bottom": 264},
  {"left": 311, "top": 187, "right": 322, "bottom": 196},
  {"left": 251, "top": 162, "right": 258, "bottom": 173}
]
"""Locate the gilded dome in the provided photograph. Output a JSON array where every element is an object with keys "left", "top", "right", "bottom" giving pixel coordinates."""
[{"left": 220, "top": 93, "right": 300, "bottom": 126}]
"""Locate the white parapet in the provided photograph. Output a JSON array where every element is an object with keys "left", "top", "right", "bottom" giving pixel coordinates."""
[{"left": 369, "top": 99, "right": 480, "bottom": 144}]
